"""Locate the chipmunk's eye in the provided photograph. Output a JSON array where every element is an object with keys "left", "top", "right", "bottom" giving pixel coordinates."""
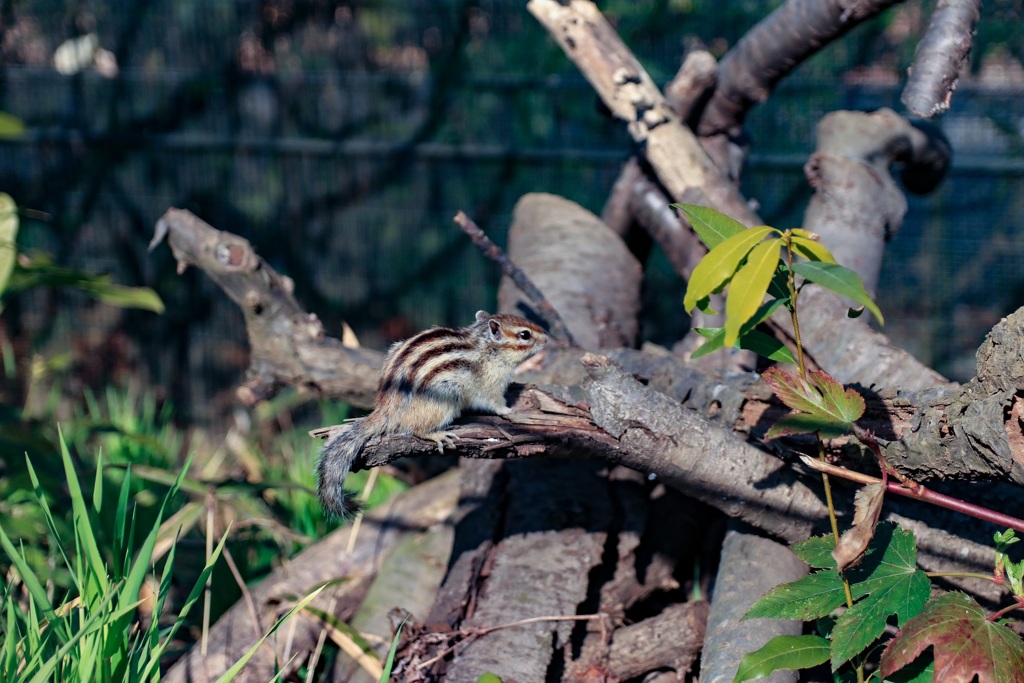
[{"left": 517, "top": 330, "right": 532, "bottom": 341}]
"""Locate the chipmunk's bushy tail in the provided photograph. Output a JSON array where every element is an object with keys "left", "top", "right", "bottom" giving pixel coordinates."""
[{"left": 317, "top": 423, "right": 370, "bottom": 519}]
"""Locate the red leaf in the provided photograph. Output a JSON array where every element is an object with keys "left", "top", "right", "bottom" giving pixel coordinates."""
[{"left": 880, "top": 592, "right": 1024, "bottom": 682}]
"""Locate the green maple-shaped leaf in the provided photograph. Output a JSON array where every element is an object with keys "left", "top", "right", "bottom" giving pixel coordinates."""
[
  {"left": 767, "top": 413, "right": 853, "bottom": 440},
  {"left": 763, "top": 368, "right": 865, "bottom": 439},
  {"left": 880, "top": 591, "right": 1024, "bottom": 683},
  {"left": 673, "top": 203, "right": 747, "bottom": 249},
  {"left": 791, "top": 535, "right": 839, "bottom": 570},
  {"left": 744, "top": 570, "right": 847, "bottom": 621},
  {"left": 829, "top": 523, "right": 930, "bottom": 669}
]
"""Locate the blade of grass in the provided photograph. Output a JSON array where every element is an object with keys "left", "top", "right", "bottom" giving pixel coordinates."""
[
  {"left": 0, "top": 525, "right": 60, "bottom": 625},
  {"left": 212, "top": 586, "right": 326, "bottom": 683},
  {"left": 58, "top": 427, "right": 108, "bottom": 599},
  {"left": 26, "top": 585, "right": 119, "bottom": 683},
  {"left": 379, "top": 617, "right": 408, "bottom": 683}
]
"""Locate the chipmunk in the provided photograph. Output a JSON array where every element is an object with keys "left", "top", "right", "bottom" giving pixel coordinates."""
[{"left": 317, "top": 310, "right": 548, "bottom": 518}]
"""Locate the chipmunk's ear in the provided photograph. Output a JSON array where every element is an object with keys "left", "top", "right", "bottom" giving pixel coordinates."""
[
  {"left": 475, "top": 310, "right": 490, "bottom": 323},
  {"left": 488, "top": 319, "right": 502, "bottom": 338}
]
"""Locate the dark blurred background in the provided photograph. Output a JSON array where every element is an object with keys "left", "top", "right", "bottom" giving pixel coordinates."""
[{"left": 2, "top": 0, "right": 1023, "bottom": 425}]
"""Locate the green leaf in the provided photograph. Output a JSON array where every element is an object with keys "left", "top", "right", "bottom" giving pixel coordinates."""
[
  {"left": 791, "top": 535, "right": 838, "bottom": 570},
  {"left": 684, "top": 226, "right": 775, "bottom": 313},
  {"left": 744, "top": 570, "right": 847, "bottom": 621},
  {"left": 767, "top": 267, "right": 791, "bottom": 301},
  {"left": 738, "top": 330, "right": 798, "bottom": 365},
  {"left": 673, "top": 204, "right": 747, "bottom": 249},
  {"left": 690, "top": 296, "right": 795, "bottom": 363},
  {"left": 138, "top": 528, "right": 230, "bottom": 679},
  {"left": 379, "top": 617, "right": 408, "bottom": 683},
  {"left": 733, "top": 634, "right": 830, "bottom": 682},
  {"left": 695, "top": 294, "right": 718, "bottom": 315},
  {"left": 0, "top": 194, "right": 17, "bottom": 302},
  {"left": 766, "top": 414, "right": 854, "bottom": 439},
  {"left": 691, "top": 327, "right": 727, "bottom": 359},
  {"left": 0, "top": 523, "right": 60, "bottom": 626},
  {"left": 724, "top": 238, "right": 782, "bottom": 346},
  {"left": 6, "top": 257, "right": 164, "bottom": 313},
  {"left": 811, "top": 370, "right": 865, "bottom": 424},
  {"left": 0, "top": 112, "right": 25, "bottom": 138},
  {"left": 790, "top": 235, "right": 837, "bottom": 264},
  {"left": 880, "top": 592, "right": 1024, "bottom": 683},
  {"left": 830, "top": 523, "right": 930, "bottom": 670},
  {"left": 87, "top": 282, "right": 165, "bottom": 313},
  {"left": 106, "top": 492, "right": 163, "bottom": 659},
  {"left": 792, "top": 261, "right": 884, "bottom": 325},
  {"left": 58, "top": 427, "right": 109, "bottom": 600},
  {"left": 26, "top": 585, "right": 119, "bottom": 683}
]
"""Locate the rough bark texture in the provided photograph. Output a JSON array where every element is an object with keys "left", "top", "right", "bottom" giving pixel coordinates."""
[
  {"left": 902, "top": 0, "right": 983, "bottom": 118},
  {"left": 437, "top": 460, "right": 612, "bottom": 682},
  {"left": 882, "top": 309, "right": 1024, "bottom": 486},
  {"left": 605, "top": 601, "right": 710, "bottom": 680}
]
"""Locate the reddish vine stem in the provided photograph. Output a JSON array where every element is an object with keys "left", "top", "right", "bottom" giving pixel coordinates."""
[
  {"left": 800, "top": 449, "right": 1024, "bottom": 535},
  {"left": 987, "top": 600, "right": 1024, "bottom": 622},
  {"left": 453, "top": 211, "right": 575, "bottom": 346}
]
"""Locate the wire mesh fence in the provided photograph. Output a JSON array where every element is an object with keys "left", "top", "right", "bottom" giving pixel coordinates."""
[{"left": 1, "top": 0, "right": 1022, "bottom": 421}]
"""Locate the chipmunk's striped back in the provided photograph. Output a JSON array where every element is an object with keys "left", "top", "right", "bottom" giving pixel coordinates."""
[
  {"left": 376, "top": 311, "right": 546, "bottom": 410},
  {"left": 318, "top": 310, "right": 547, "bottom": 519},
  {"left": 377, "top": 325, "right": 478, "bottom": 404}
]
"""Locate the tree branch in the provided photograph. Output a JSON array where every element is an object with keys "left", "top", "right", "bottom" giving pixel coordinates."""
[
  {"left": 902, "top": 0, "right": 983, "bottom": 118},
  {"left": 150, "top": 208, "right": 382, "bottom": 408},
  {"left": 697, "top": 0, "right": 903, "bottom": 137},
  {"left": 453, "top": 210, "right": 575, "bottom": 346}
]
